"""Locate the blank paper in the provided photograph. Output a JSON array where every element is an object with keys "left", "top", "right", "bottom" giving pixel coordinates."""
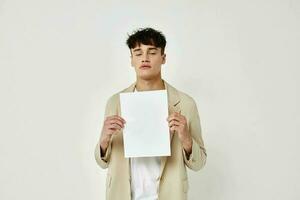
[{"left": 120, "top": 90, "right": 170, "bottom": 158}]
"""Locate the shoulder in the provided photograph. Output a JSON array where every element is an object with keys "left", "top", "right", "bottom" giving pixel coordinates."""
[
  {"left": 179, "top": 90, "right": 197, "bottom": 105},
  {"left": 169, "top": 83, "right": 198, "bottom": 110},
  {"left": 105, "top": 83, "right": 134, "bottom": 106}
]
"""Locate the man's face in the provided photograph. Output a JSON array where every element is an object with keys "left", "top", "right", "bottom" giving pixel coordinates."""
[{"left": 130, "top": 43, "right": 166, "bottom": 80}]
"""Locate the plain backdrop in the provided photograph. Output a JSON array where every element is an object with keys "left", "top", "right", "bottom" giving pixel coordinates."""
[{"left": 1, "top": 0, "right": 299, "bottom": 200}]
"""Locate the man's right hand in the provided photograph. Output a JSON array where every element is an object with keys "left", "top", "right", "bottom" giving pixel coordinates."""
[{"left": 99, "top": 115, "right": 126, "bottom": 156}]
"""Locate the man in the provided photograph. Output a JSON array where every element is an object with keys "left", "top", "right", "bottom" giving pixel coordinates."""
[{"left": 95, "top": 27, "right": 207, "bottom": 200}]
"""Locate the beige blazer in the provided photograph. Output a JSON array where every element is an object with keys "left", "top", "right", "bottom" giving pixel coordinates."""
[{"left": 95, "top": 79, "right": 207, "bottom": 200}]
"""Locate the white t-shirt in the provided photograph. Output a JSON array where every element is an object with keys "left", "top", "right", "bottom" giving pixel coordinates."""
[
  {"left": 130, "top": 87, "right": 161, "bottom": 200},
  {"left": 130, "top": 157, "right": 161, "bottom": 200}
]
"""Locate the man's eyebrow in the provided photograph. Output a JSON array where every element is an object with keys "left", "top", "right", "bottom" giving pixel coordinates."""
[
  {"left": 132, "top": 48, "right": 142, "bottom": 52},
  {"left": 148, "top": 47, "right": 158, "bottom": 51},
  {"left": 132, "top": 47, "right": 158, "bottom": 52}
]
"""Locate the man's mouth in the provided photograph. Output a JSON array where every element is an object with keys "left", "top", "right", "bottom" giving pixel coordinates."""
[{"left": 140, "top": 65, "right": 151, "bottom": 69}]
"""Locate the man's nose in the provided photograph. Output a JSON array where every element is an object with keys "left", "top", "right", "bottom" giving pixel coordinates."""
[{"left": 142, "top": 53, "right": 149, "bottom": 62}]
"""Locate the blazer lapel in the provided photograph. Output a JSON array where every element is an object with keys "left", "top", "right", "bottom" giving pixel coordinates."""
[{"left": 159, "top": 80, "right": 181, "bottom": 179}]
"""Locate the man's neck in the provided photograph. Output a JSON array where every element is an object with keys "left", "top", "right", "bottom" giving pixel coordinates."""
[{"left": 135, "top": 77, "right": 165, "bottom": 91}]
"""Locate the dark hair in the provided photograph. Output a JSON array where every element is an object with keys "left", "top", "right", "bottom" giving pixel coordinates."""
[{"left": 126, "top": 27, "right": 167, "bottom": 54}]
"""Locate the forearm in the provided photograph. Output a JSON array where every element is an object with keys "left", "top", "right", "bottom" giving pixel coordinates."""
[
  {"left": 182, "top": 137, "right": 206, "bottom": 171},
  {"left": 100, "top": 134, "right": 111, "bottom": 157},
  {"left": 95, "top": 134, "right": 113, "bottom": 169},
  {"left": 182, "top": 137, "right": 193, "bottom": 158}
]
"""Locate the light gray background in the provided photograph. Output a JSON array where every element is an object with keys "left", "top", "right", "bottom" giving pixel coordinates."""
[{"left": 1, "top": 0, "right": 299, "bottom": 200}]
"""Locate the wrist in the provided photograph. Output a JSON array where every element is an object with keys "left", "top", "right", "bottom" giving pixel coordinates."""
[
  {"left": 100, "top": 134, "right": 111, "bottom": 147},
  {"left": 183, "top": 135, "right": 192, "bottom": 145},
  {"left": 182, "top": 137, "right": 192, "bottom": 153},
  {"left": 99, "top": 134, "right": 111, "bottom": 157}
]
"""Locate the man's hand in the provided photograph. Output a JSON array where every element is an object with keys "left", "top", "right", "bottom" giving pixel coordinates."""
[
  {"left": 167, "top": 112, "right": 193, "bottom": 156},
  {"left": 100, "top": 115, "right": 126, "bottom": 156}
]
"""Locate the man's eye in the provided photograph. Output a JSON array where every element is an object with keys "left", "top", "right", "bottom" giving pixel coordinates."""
[
  {"left": 149, "top": 52, "right": 156, "bottom": 55},
  {"left": 135, "top": 54, "right": 142, "bottom": 56}
]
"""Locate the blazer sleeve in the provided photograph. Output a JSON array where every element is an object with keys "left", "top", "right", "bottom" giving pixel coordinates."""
[
  {"left": 94, "top": 95, "right": 115, "bottom": 169},
  {"left": 182, "top": 98, "right": 207, "bottom": 171}
]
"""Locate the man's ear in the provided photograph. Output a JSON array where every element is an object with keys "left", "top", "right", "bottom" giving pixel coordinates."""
[{"left": 162, "top": 54, "right": 166, "bottom": 64}]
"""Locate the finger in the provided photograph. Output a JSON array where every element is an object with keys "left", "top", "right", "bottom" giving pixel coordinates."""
[
  {"left": 106, "top": 119, "right": 125, "bottom": 128},
  {"left": 167, "top": 116, "right": 181, "bottom": 123},
  {"left": 108, "top": 128, "right": 117, "bottom": 132},
  {"left": 169, "top": 120, "right": 181, "bottom": 128},
  {"left": 169, "top": 114, "right": 186, "bottom": 124},
  {"left": 106, "top": 115, "right": 126, "bottom": 123},
  {"left": 106, "top": 117, "right": 125, "bottom": 125},
  {"left": 107, "top": 128, "right": 120, "bottom": 135},
  {"left": 116, "top": 116, "right": 126, "bottom": 123},
  {"left": 170, "top": 125, "right": 178, "bottom": 132},
  {"left": 108, "top": 123, "right": 122, "bottom": 130}
]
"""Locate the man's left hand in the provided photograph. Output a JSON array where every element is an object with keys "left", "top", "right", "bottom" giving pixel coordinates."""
[{"left": 167, "top": 112, "right": 193, "bottom": 156}]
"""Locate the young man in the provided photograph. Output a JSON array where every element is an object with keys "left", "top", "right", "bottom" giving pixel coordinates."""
[{"left": 95, "top": 27, "right": 207, "bottom": 200}]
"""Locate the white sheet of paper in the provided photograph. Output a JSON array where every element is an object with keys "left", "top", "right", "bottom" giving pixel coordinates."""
[{"left": 120, "top": 89, "right": 170, "bottom": 158}]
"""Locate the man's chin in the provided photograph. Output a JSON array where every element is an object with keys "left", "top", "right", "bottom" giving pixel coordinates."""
[{"left": 137, "top": 74, "right": 160, "bottom": 81}]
